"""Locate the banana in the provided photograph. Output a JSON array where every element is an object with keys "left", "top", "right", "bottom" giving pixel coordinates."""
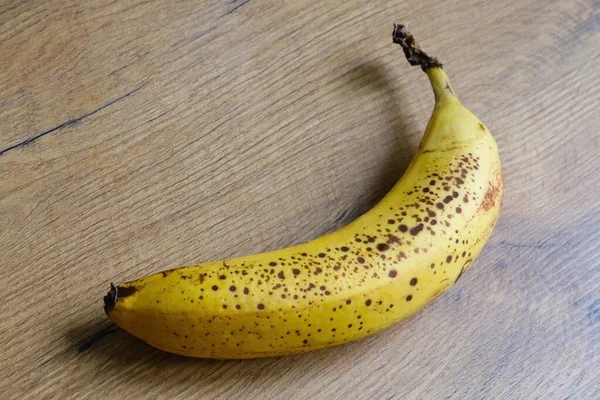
[{"left": 104, "top": 24, "right": 503, "bottom": 359}]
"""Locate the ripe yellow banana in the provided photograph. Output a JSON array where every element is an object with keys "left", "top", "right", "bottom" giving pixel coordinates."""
[{"left": 104, "top": 25, "right": 503, "bottom": 359}]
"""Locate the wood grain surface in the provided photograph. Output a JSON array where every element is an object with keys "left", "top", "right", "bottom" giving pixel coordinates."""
[{"left": 1, "top": 0, "right": 599, "bottom": 398}]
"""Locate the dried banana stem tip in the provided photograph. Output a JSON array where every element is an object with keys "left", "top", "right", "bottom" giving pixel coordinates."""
[
  {"left": 103, "top": 283, "right": 117, "bottom": 313},
  {"left": 392, "top": 24, "right": 443, "bottom": 71}
]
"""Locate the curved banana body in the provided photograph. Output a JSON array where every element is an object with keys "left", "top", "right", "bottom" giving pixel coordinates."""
[{"left": 104, "top": 27, "right": 502, "bottom": 359}]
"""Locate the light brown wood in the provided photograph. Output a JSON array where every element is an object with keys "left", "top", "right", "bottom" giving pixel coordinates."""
[{"left": 1, "top": 0, "right": 599, "bottom": 398}]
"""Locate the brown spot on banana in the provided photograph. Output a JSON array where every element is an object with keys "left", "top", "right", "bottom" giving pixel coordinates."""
[{"left": 481, "top": 168, "right": 503, "bottom": 211}]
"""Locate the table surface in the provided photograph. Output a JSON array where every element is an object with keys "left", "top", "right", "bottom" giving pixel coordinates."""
[{"left": 1, "top": 0, "right": 599, "bottom": 399}]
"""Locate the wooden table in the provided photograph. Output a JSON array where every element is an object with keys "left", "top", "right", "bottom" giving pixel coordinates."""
[{"left": 2, "top": 0, "right": 599, "bottom": 398}]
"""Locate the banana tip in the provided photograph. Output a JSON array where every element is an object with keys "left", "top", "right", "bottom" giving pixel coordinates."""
[{"left": 103, "top": 283, "right": 117, "bottom": 314}]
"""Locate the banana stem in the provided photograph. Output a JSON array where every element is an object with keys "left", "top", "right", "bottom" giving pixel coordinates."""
[
  {"left": 392, "top": 24, "right": 443, "bottom": 71},
  {"left": 393, "top": 24, "right": 456, "bottom": 102}
]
